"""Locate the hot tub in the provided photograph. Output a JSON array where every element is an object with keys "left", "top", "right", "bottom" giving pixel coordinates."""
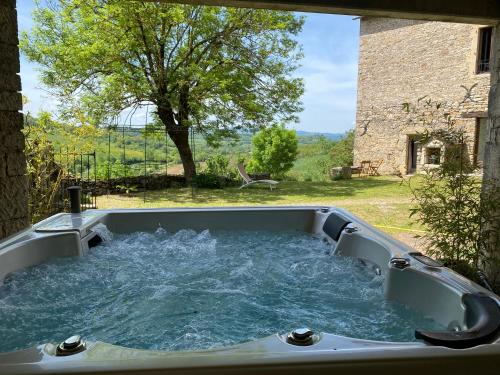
[{"left": 0, "top": 206, "right": 499, "bottom": 375}]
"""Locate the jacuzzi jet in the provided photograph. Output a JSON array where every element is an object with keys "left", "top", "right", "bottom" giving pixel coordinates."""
[
  {"left": 87, "top": 234, "right": 103, "bottom": 249},
  {"left": 286, "top": 328, "right": 316, "bottom": 346},
  {"left": 56, "top": 335, "right": 86, "bottom": 356},
  {"left": 390, "top": 257, "right": 410, "bottom": 269},
  {"left": 344, "top": 225, "right": 359, "bottom": 234}
]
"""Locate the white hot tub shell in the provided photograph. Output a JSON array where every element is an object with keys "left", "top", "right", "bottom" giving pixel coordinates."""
[{"left": 0, "top": 206, "right": 499, "bottom": 375}]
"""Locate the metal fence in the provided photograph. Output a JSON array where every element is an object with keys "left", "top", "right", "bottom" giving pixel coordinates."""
[
  {"left": 84, "top": 125, "right": 251, "bottom": 184},
  {"left": 53, "top": 150, "right": 98, "bottom": 212},
  {"left": 100, "top": 125, "right": 194, "bottom": 182},
  {"left": 40, "top": 124, "right": 253, "bottom": 213}
]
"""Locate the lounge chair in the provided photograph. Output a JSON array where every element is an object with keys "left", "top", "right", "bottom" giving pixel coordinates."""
[{"left": 237, "top": 163, "right": 278, "bottom": 190}]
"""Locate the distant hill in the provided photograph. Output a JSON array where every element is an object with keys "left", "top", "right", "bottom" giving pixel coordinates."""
[{"left": 296, "top": 131, "right": 344, "bottom": 141}]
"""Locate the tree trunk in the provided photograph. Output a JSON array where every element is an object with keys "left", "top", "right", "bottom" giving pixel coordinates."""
[
  {"left": 157, "top": 105, "right": 196, "bottom": 184},
  {"left": 168, "top": 128, "right": 196, "bottom": 183},
  {"left": 482, "top": 24, "right": 500, "bottom": 288}
]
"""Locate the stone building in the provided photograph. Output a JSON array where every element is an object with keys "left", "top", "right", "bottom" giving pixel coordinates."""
[{"left": 354, "top": 18, "right": 492, "bottom": 175}]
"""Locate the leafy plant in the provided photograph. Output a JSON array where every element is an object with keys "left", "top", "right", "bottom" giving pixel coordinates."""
[
  {"left": 196, "top": 154, "right": 239, "bottom": 188},
  {"left": 192, "top": 173, "right": 224, "bottom": 189},
  {"left": 404, "top": 99, "right": 500, "bottom": 286},
  {"left": 205, "top": 154, "right": 230, "bottom": 177},
  {"left": 410, "top": 170, "right": 481, "bottom": 275},
  {"left": 248, "top": 125, "right": 298, "bottom": 179},
  {"left": 23, "top": 112, "right": 63, "bottom": 222},
  {"left": 331, "top": 130, "right": 354, "bottom": 167}
]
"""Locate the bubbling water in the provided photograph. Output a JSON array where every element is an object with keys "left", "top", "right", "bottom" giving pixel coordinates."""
[
  {"left": 0, "top": 227, "right": 443, "bottom": 353},
  {"left": 91, "top": 223, "right": 113, "bottom": 242}
]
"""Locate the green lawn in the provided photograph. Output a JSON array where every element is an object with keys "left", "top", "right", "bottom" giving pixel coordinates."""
[{"left": 97, "top": 176, "right": 426, "bottom": 249}]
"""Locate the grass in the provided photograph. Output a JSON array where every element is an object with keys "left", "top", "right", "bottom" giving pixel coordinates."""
[{"left": 96, "top": 175, "right": 426, "bottom": 249}]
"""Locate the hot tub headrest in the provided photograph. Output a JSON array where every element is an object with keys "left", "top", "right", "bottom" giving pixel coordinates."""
[
  {"left": 322, "top": 212, "right": 352, "bottom": 242},
  {"left": 415, "top": 293, "right": 500, "bottom": 349}
]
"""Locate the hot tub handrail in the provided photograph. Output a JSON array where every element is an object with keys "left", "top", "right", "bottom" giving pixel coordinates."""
[{"left": 415, "top": 293, "right": 500, "bottom": 349}]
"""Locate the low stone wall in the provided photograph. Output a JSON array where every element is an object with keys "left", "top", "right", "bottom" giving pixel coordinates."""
[{"left": 64, "top": 174, "right": 187, "bottom": 197}]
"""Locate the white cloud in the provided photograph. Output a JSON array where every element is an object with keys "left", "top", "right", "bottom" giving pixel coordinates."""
[
  {"left": 296, "top": 56, "right": 358, "bottom": 133},
  {"left": 300, "top": 57, "right": 357, "bottom": 96}
]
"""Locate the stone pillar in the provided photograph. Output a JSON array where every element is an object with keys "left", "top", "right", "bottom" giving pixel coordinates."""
[
  {"left": 483, "top": 25, "right": 500, "bottom": 285},
  {"left": 0, "top": 0, "right": 29, "bottom": 239}
]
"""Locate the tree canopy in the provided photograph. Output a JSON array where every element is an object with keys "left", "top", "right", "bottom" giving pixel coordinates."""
[
  {"left": 248, "top": 125, "right": 298, "bottom": 178},
  {"left": 21, "top": 0, "right": 305, "bottom": 181}
]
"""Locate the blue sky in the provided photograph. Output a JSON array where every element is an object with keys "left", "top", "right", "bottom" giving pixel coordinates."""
[{"left": 18, "top": 3, "right": 360, "bottom": 134}]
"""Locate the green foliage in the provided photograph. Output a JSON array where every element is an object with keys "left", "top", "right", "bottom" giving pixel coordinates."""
[
  {"left": 205, "top": 154, "right": 230, "bottom": 177},
  {"left": 409, "top": 170, "right": 483, "bottom": 270},
  {"left": 331, "top": 130, "right": 354, "bottom": 167},
  {"left": 290, "top": 137, "right": 333, "bottom": 182},
  {"left": 23, "top": 112, "right": 63, "bottom": 222},
  {"left": 196, "top": 154, "right": 240, "bottom": 188},
  {"left": 27, "top": 110, "right": 349, "bottom": 184},
  {"left": 410, "top": 167, "right": 500, "bottom": 283},
  {"left": 248, "top": 125, "right": 298, "bottom": 179},
  {"left": 192, "top": 173, "right": 224, "bottom": 189},
  {"left": 404, "top": 99, "right": 500, "bottom": 284},
  {"left": 104, "top": 162, "right": 133, "bottom": 180},
  {"left": 193, "top": 153, "right": 237, "bottom": 189},
  {"left": 288, "top": 130, "right": 354, "bottom": 182},
  {"left": 21, "top": 1, "right": 305, "bottom": 179}
]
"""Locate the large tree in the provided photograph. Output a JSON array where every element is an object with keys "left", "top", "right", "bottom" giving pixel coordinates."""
[{"left": 21, "top": 0, "right": 304, "bottom": 182}]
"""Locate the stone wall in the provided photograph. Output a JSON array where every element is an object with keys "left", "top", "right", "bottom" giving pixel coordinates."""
[
  {"left": 354, "top": 17, "right": 491, "bottom": 174},
  {"left": 0, "top": 0, "right": 29, "bottom": 238},
  {"left": 61, "top": 174, "right": 188, "bottom": 197}
]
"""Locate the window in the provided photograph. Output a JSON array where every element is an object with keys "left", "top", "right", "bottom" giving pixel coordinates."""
[
  {"left": 426, "top": 147, "right": 441, "bottom": 165},
  {"left": 477, "top": 27, "right": 493, "bottom": 73}
]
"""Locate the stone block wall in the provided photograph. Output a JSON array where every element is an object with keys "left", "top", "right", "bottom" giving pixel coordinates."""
[
  {"left": 0, "top": 0, "right": 29, "bottom": 239},
  {"left": 354, "top": 17, "right": 491, "bottom": 174}
]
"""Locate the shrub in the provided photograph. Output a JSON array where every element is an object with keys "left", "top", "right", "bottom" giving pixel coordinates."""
[
  {"left": 410, "top": 168, "right": 482, "bottom": 274},
  {"left": 206, "top": 154, "right": 229, "bottom": 176},
  {"left": 404, "top": 99, "right": 500, "bottom": 286},
  {"left": 192, "top": 173, "right": 224, "bottom": 189},
  {"left": 23, "top": 113, "right": 64, "bottom": 222},
  {"left": 330, "top": 130, "right": 354, "bottom": 167},
  {"left": 248, "top": 125, "right": 298, "bottom": 179},
  {"left": 200, "top": 153, "right": 240, "bottom": 187}
]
